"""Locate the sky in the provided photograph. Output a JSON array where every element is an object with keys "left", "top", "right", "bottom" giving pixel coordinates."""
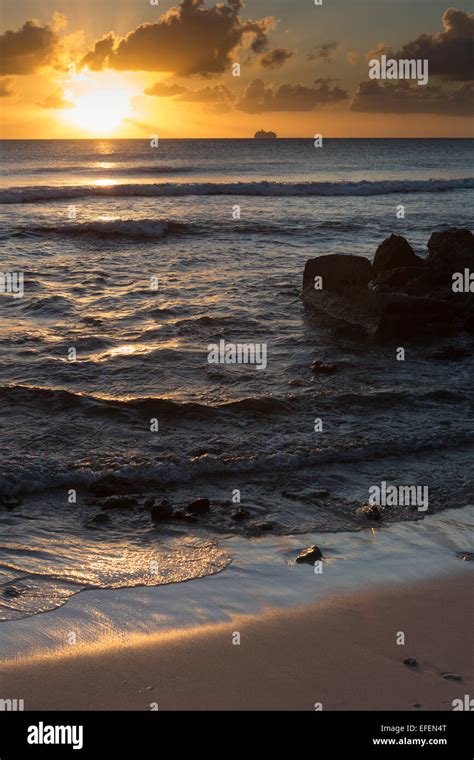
[{"left": 0, "top": 0, "right": 472, "bottom": 138}]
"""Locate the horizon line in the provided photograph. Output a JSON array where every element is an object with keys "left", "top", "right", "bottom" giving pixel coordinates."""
[{"left": 0, "top": 136, "right": 472, "bottom": 141}]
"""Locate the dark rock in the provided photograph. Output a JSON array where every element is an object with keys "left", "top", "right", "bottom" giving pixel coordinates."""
[
  {"left": 0, "top": 494, "right": 22, "bottom": 509},
  {"left": 101, "top": 496, "right": 138, "bottom": 510},
  {"left": 150, "top": 499, "right": 173, "bottom": 522},
  {"left": 296, "top": 545, "right": 323, "bottom": 564},
  {"left": 441, "top": 672, "right": 462, "bottom": 681},
  {"left": 427, "top": 228, "right": 474, "bottom": 283},
  {"left": 376, "top": 266, "right": 425, "bottom": 290},
  {"left": 90, "top": 475, "right": 131, "bottom": 497},
  {"left": 403, "top": 658, "right": 418, "bottom": 667},
  {"left": 172, "top": 510, "right": 198, "bottom": 523},
  {"left": 144, "top": 498, "right": 154, "bottom": 509},
  {"left": 373, "top": 235, "right": 423, "bottom": 275},
  {"left": 303, "top": 253, "right": 373, "bottom": 292},
  {"left": 301, "top": 232, "right": 472, "bottom": 338},
  {"left": 303, "top": 271, "right": 454, "bottom": 338},
  {"left": 231, "top": 508, "right": 251, "bottom": 522},
  {"left": 91, "top": 512, "right": 110, "bottom": 524},
  {"left": 457, "top": 552, "right": 472, "bottom": 561},
  {"left": 254, "top": 521, "right": 274, "bottom": 532},
  {"left": 187, "top": 498, "right": 210, "bottom": 515},
  {"left": 311, "top": 360, "right": 340, "bottom": 374},
  {"left": 361, "top": 504, "right": 383, "bottom": 520},
  {"left": 430, "top": 346, "right": 470, "bottom": 361}
]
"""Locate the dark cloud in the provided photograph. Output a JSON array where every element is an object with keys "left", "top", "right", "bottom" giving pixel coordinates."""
[
  {"left": 0, "top": 19, "right": 60, "bottom": 74},
  {"left": 144, "top": 81, "right": 188, "bottom": 97},
  {"left": 0, "top": 76, "right": 15, "bottom": 96},
  {"left": 38, "top": 86, "right": 73, "bottom": 109},
  {"left": 80, "top": 34, "right": 115, "bottom": 72},
  {"left": 260, "top": 47, "right": 294, "bottom": 69},
  {"left": 368, "top": 8, "right": 474, "bottom": 81},
  {"left": 307, "top": 41, "right": 340, "bottom": 63},
  {"left": 351, "top": 79, "right": 474, "bottom": 115},
  {"left": 175, "top": 84, "right": 234, "bottom": 103},
  {"left": 80, "top": 0, "right": 275, "bottom": 75},
  {"left": 145, "top": 81, "right": 235, "bottom": 112},
  {"left": 237, "top": 78, "right": 348, "bottom": 112}
]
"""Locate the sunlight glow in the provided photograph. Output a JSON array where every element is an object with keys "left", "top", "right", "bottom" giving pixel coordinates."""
[{"left": 63, "top": 72, "right": 135, "bottom": 135}]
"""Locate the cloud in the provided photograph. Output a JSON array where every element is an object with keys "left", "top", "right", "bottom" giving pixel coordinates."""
[
  {"left": 307, "top": 41, "right": 340, "bottom": 63},
  {"left": 80, "top": 0, "right": 276, "bottom": 75},
  {"left": 145, "top": 81, "right": 235, "bottom": 111},
  {"left": 38, "top": 86, "right": 73, "bottom": 109},
  {"left": 175, "top": 84, "right": 234, "bottom": 103},
  {"left": 351, "top": 79, "right": 474, "bottom": 115},
  {"left": 237, "top": 78, "right": 348, "bottom": 112},
  {"left": 368, "top": 8, "right": 474, "bottom": 81},
  {"left": 144, "top": 81, "right": 188, "bottom": 97},
  {"left": 0, "top": 76, "right": 15, "bottom": 96},
  {"left": 0, "top": 19, "right": 61, "bottom": 74},
  {"left": 260, "top": 47, "right": 294, "bottom": 69},
  {"left": 346, "top": 51, "right": 359, "bottom": 65}
]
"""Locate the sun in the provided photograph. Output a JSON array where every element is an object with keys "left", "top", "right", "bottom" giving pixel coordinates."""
[{"left": 63, "top": 71, "right": 135, "bottom": 135}]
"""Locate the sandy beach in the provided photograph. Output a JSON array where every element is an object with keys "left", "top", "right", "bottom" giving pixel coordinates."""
[{"left": 2, "top": 572, "right": 471, "bottom": 711}]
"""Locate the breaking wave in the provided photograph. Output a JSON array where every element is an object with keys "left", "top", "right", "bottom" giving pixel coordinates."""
[{"left": 1, "top": 177, "right": 472, "bottom": 204}]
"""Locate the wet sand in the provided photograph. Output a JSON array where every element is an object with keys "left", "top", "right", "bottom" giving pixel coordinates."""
[{"left": 2, "top": 572, "right": 472, "bottom": 711}]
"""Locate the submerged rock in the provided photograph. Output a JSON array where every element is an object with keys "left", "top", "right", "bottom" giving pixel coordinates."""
[
  {"left": 403, "top": 658, "right": 418, "bottom": 667},
  {"left": 91, "top": 512, "right": 110, "bottom": 524},
  {"left": 361, "top": 504, "right": 383, "bottom": 520},
  {"left": 311, "top": 360, "right": 341, "bottom": 374},
  {"left": 187, "top": 498, "right": 210, "bottom": 514},
  {"left": 0, "top": 494, "right": 22, "bottom": 509},
  {"left": 150, "top": 499, "right": 173, "bottom": 522},
  {"left": 172, "top": 509, "right": 198, "bottom": 523},
  {"left": 231, "top": 508, "right": 251, "bottom": 522},
  {"left": 253, "top": 521, "right": 274, "bottom": 532},
  {"left": 296, "top": 545, "right": 323, "bottom": 564}
]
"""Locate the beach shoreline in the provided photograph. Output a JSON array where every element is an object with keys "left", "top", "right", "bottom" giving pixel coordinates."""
[{"left": 2, "top": 571, "right": 472, "bottom": 711}]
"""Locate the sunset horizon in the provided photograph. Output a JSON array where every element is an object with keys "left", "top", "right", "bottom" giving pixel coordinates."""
[{"left": 1, "top": 2, "right": 473, "bottom": 139}]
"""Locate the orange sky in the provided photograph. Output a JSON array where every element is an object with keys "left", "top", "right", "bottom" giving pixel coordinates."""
[{"left": 0, "top": 1, "right": 472, "bottom": 138}]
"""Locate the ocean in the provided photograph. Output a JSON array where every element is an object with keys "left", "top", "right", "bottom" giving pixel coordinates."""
[{"left": 0, "top": 138, "right": 473, "bottom": 626}]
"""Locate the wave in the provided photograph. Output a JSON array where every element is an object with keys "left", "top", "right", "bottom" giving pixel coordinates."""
[
  {"left": 1, "top": 177, "right": 472, "bottom": 204},
  {"left": 2, "top": 430, "right": 473, "bottom": 499},
  {"left": 12, "top": 218, "right": 186, "bottom": 240},
  {"left": 0, "top": 384, "right": 292, "bottom": 419}
]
